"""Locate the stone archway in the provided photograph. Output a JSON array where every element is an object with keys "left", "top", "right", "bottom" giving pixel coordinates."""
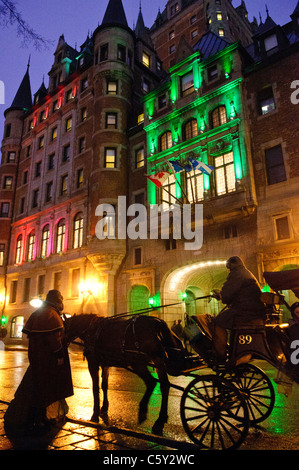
[{"left": 161, "top": 259, "right": 228, "bottom": 324}]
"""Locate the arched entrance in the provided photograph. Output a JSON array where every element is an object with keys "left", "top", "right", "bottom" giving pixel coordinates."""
[{"left": 161, "top": 260, "right": 228, "bottom": 324}]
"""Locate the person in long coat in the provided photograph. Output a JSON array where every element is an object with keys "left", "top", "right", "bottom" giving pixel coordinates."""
[
  {"left": 4, "top": 290, "right": 73, "bottom": 434},
  {"left": 212, "top": 256, "right": 266, "bottom": 360}
]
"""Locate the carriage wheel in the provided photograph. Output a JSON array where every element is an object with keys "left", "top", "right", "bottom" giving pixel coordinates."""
[
  {"left": 180, "top": 374, "right": 249, "bottom": 450},
  {"left": 224, "top": 363, "right": 275, "bottom": 425}
]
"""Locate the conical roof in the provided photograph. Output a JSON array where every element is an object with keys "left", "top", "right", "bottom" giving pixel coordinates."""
[
  {"left": 5, "top": 66, "right": 32, "bottom": 115},
  {"left": 254, "top": 12, "right": 277, "bottom": 36},
  {"left": 135, "top": 6, "right": 153, "bottom": 46},
  {"left": 102, "top": 0, "right": 128, "bottom": 27}
]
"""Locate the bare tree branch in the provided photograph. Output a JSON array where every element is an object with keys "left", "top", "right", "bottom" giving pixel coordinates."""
[{"left": 0, "top": 0, "right": 52, "bottom": 50}]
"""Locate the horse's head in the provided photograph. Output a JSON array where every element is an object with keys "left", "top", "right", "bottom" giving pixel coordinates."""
[{"left": 63, "top": 313, "right": 100, "bottom": 344}]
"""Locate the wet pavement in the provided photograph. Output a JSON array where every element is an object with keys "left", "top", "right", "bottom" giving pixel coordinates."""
[{"left": 1, "top": 347, "right": 299, "bottom": 452}]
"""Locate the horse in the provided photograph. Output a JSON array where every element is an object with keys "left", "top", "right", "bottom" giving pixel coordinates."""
[{"left": 64, "top": 313, "right": 186, "bottom": 435}]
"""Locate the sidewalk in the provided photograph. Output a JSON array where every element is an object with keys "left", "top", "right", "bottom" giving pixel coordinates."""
[{"left": 0, "top": 400, "right": 197, "bottom": 451}]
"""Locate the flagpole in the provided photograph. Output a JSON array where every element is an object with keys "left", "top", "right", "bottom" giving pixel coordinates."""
[
  {"left": 161, "top": 187, "right": 183, "bottom": 206},
  {"left": 187, "top": 159, "right": 196, "bottom": 204},
  {"left": 166, "top": 161, "right": 190, "bottom": 204}
]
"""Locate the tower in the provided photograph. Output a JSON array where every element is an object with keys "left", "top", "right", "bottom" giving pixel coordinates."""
[{"left": 0, "top": 64, "right": 32, "bottom": 323}]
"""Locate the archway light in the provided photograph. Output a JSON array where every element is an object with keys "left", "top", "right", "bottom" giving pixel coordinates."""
[{"left": 169, "top": 260, "right": 226, "bottom": 292}]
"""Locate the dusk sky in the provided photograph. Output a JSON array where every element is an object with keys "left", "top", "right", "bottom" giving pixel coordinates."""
[{"left": 0, "top": 0, "right": 297, "bottom": 137}]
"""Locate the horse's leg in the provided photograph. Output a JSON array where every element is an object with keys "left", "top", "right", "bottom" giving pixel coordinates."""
[
  {"left": 100, "top": 366, "right": 109, "bottom": 414},
  {"left": 152, "top": 368, "right": 170, "bottom": 436},
  {"left": 131, "top": 365, "right": 157, "bottom": 425},
  {"left": 87, "top": 359, "right": 100, "bottom": 422}
]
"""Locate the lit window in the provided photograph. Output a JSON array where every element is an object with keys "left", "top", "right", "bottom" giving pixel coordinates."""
[
  {"left": 0, "top": 244, "right": 5, "bottom": 266},
  {"left": 186, "top": 170, "right": 204, "bottom": 203},
  {"left": 160, "top": 131, "right": 172, "bottom": 151},
  {"left": 107, "top": 80, "right": 117, "bottom": 95},
  {"left": 218, "top": 28, "right": 224, "bottom": 37},
  {"left": 184, "top": 119, "right": 198, "bottom": 140},
  {"left": 11, "top": 316, "right": 24, "bottom": 338},
  {"left": 65, "top": 116, "right": 72, "bottom": 132},
  {"left": 4, "top": 176, "right": 13, "bottom": 190},
  {"left": 135, "top": 148, "right": 145, "bottom": 169},
  {"left": 77, "top": 168, "right": 84, "bottom": 188},
  {"left": 56, "top": 219, "right": 66, "bottom": 253},
  {"left": 138, "top": 113, "right": 144, "bottom": 124},
  {"left": 217, "top": 12, "right": 223, "bottom": 20},
  {"left": 214, "top": 152, "right": 236, "bottom": 196},
  {"left": 211, "top": 105, "right": 227, "bottom": 128},
  {"left": 41, "top": 225, "right": 50, "bottom": 257},
  {"left": 259, "top": 86, "right": 275, "bottom": 115},
  {"left": 51, "top": 127, "right": 57, "bottom": 141},
  {"left": 169, "top": 30, "right": 175, "bottom": 40},
  {"left": 60, "top": 175, "right": 68, "bottom": 196},
  {"left": 38, "top": 136, "right": 44, "bottom": 149},
  {"left": 105, "top": 113, "right": 117, "bottom": 129},
  {"left": 142, "top": 51, "right": 150, "bottom": 68},
  {"left": 104, "top": 148, "right": 116, "bottom": 168},
  {"left": 161, "top": 174, "right": 177, "bottom": 210},
  {"left": 27, "top": 232, "right": 35, "bottom": 261},
  {"left": 73, "top": 213, "right": 84, "bottom": 249},
  {"left": 15, "top": 235, "right": 23, "bottom": 264}
]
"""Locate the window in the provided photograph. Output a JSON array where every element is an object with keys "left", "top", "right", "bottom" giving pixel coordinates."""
[
  {"left": 35, "top": 161, "right": 41, "bottom": 178},
  {"left": 48, "top": 153, "right": 55, "bottom": 170},
  {"left": 169, "top": 44, "right": 176, "bottom": 55},
  {"left": 181, "top": 72, "right": 194, "bottom": 96},
  {"left": 184, "top": 119, "right": 198, "bottom": 140},
  {"left": 76, "top": 168, "right": 84, "bottom": 188},
  {"left": 62, "top": 144, "right": 70, "bottom": 162},
  {"left": 3, "top": 176, "right": 13, "bottom": 190},
  {"left": 170, "top": 3, "right": 179, "bottom": 15},
  {"left": 190, "top": 15, "right": 197, "bottom": 24},
  {"left": 218, "top": 28, "right": 224, "bottom": 37},
  {"left": 7, "top": 151, "right": 16, "bottom": 163},
  {"left": 117, "top": 44, "right": 126, "bottom": 62},
  {"left": 191, "top": 29, "right": 198, "bottom": 39},
  {"left": 27, "top": 232, "right": 35, "bottom": 261},
  {"left": 135, "top": 148, "right": 145, "bottom": 169},
  {"left": 73, "top": 212, "right": 84, "bottom": 249},
  {"left": 211, "top": 105, "right": 227, "bottom": 128},
  {"left": 38, "top": 275, "right": 45, "bottom": 296},
  {"left": 160, "top": 131, "right": 172, "bottom": 151},
  {"left": 264, "top": 34, "right": 278, "bottom": 53},
  {"left": 41, "top": 225, "right": 50, "bottom": 257},
  {"left": 20, "top": 197, "right": 25, "bottom": 214},
  {"left": 0, "top": 244, "right": 5, "bottom": 266},
  {"left": 53, "top": 100, "right": 59, "bottom": 112},
  {"left": 10, "top": 281, "right": 18, "bottom": 304},
  {"left": 56, "top": 219, "right": 66, "bottom": 253},
  {"left": 5, "top": 124, "right": 11, "bottom": 138},
  {"left": 100, "top": 43, "right": 108, "bottom": 62},
  {"left": 23, "top": 278, "right": 31, "bottom": 303},
  {"left": 216, "top": 11, "right": 223, "bottom": 20},
  {"left": 60, "top": 175, "right": 68, "bottom": 196},
  {"left": 258, "top": 86, "right": 276, "bottom": 115},
  {"left": 26, "top": 145, "right": 31, "bottom": 158},
  {"left": 133, "top": 247, "right": 142, "bottom": 266},
  {"left": 104, "top": 148, "right": 116, "bottom": 168},
  {"left": 161, "top": 174, "right": 177, "bottom": 210},
  {"left": 142, "top": 51, "right": 150, "bottom": 68},
  {"left": 66, "top": 89, "right": 73, "bottom": 102},
  {"left": 169, "top": 30, "right": 175, "bottom": 40},
  {"left": 158, "top": 94, "right": 167, "bottom": 109},
  {"left": 11, "top": 316, "right": 24, "bottom": 338},
  {"left": 107, "top": 80, "right": 117, "bottom": 95},
  {"left": 186, "top": 170, "right": 204, "bottom": 202},
  {"left": 142, "top": 78, "right": 150, "bottom": 93},
  {"left": 45, "top": 181, "right": 53, "bottom": 203},
  {"left": 38, "top": 136, "right": 44, "bottom": 149},
  {"left": 32, "top": 189, "right": 39, "bottom": 208},
  {"left": 65, "top": 116, "right": 72, "bottom": 132},
  {"left": 105, "top": 113, "right": 117, "bottom": 129},
  {"left": 224, "top": 224, "right": 238, "bottom": 239},
  {"left": 51, "top": 127, "right": 57, "bottom": 141},
  {"left": 208, "top": 65, "right": 218, "bottom": 81},
  {"left": 102, "top": 206, "right": 115, "bottom": 238},
  {"left": 23, "top": 170, "right": 28, "bottom": 185},
  {"left": 78, "top": 136, "right": 86, "bottom": 153},
  {"left": 0, "top": 202, "right": 9, "bottom": 217},
  {"left": 81, "top": 77, "right": 88, "bottom": 92},
  {"left": 214, "top": 152, "right": 236, "bottom": 196},
  {"left": 54, "top": 272, "right": 62, "bottom": 291},
  {"left": 274, "top": 216, "right": 291, "bottom": 241},
  {"left": 15, "top": 235, "right": 23, "bottom": 264},
  {"left": 71, "top": 268, "right": 80, "bottom": 297},
  {"left": 265, "top": 145, "right": 286, "bottom": 185},
  {"left": 81, "top": 107, "right": 87, "bottom": 121},
  {"left": 138, "top": 113, "right": 144, "bottom": 124}
]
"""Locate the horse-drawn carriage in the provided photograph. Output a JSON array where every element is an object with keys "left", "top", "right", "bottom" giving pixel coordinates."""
[{"left": 65, "top": 269, "right": 299, "bottom": 450}]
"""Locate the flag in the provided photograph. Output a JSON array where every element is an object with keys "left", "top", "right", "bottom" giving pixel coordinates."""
[
  {"left": 146, "top": 171, "right": 170, "bottom": 188},
  {"left": 167, "top": 159, "right": 183, "bottom": 173},
  {"left": 198, "top": 162, "right": 214, "bottom": 175}
]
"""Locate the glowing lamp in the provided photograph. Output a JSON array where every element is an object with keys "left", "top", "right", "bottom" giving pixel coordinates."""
[
  {"left": 30, "top": 298, "right": 44, "bottom": 308},
  {"left": 1, "top": 315, "right": 7, "bottom": 326},
  {"left": 148, "top": 297, "right": 154, "bottom": 306}
]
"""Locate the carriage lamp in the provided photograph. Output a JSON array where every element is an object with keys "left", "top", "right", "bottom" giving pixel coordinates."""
[{"left": 0, "top": 315, "right": 7, "bottom": 326}]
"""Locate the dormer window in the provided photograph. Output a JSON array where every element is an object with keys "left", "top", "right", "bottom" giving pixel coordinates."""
[
  {"left": 264, "top": 34, "right": 278, "bottom": 53},
  {"left": 170, "top": 3, "right": 179, "bottom": 16},
  {"left": 142, "top": 52, "right": 150, "bottom": 68}
]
